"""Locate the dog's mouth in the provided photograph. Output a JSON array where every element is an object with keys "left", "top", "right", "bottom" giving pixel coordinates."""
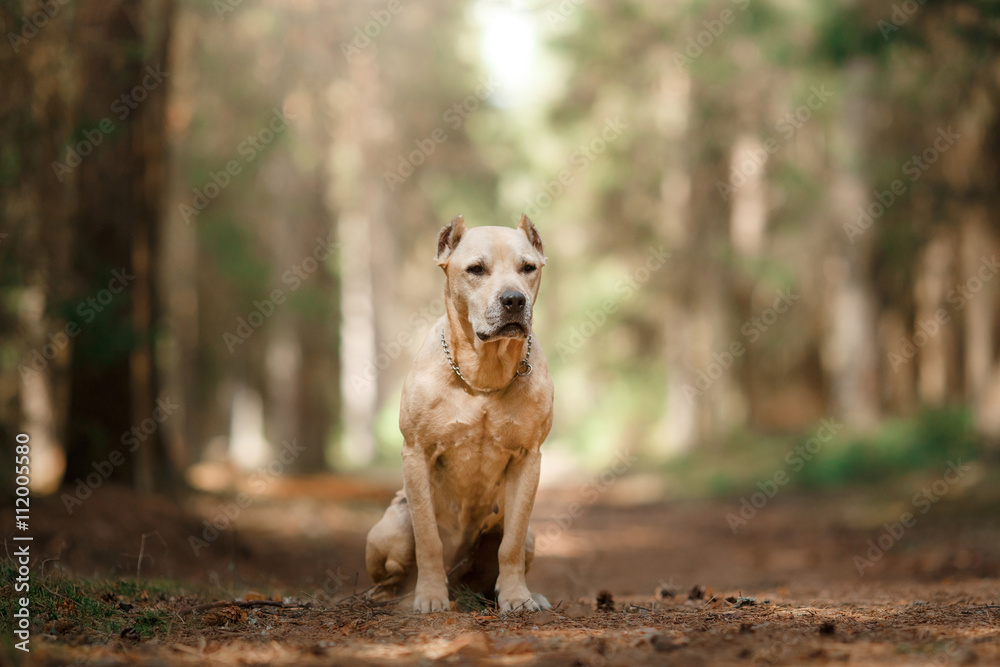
[{"left": 476, "top": 322, "right": 528, "bottom": 341}]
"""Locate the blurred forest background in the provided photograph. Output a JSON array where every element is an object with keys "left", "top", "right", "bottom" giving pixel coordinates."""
[{"left": 3, "top": 0, "right": 1000, "bottom": 500}]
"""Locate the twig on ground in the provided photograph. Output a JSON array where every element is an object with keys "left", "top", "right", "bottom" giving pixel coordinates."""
[
  {"left": 333, "top": 588, "right": 411, "bottom": 608},
  {"left": 39, "top": 556, "right": 61, "bottom": 576},
  {"left": 177, "top": 599, "right": 302, "bottom": 616},
  {"left": 333, "top": 583, "right": 379, "bottom": 605},
  {"left": 40, "top": 582, "right": 75, "bottom": 604},
  {"left": 132, "top": 531, "right": 166, "bottom": 584}
]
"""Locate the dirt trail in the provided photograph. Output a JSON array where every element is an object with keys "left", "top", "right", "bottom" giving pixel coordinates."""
[{"left": 4, "top": 477, "right": 999, "bottom": 665}]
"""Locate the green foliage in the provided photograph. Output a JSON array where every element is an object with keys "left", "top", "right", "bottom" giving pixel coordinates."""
[
  {"left": 58, "top": 292, "right": 136, "bottom": 369},
  {"left": 197, "top": 217, "right": 271, "bottom": 297},
  {"left": 662, "top": 407, "right": 978, "bottom": 497},
  {"left": 814, "top": 5, "right": 894, "bottom": 66},
  {"left": 797, "top": 407, "right": 977, "bottom": 488},
  {"left": 0, "top": 141, "right": 20, "bottom": 187}
]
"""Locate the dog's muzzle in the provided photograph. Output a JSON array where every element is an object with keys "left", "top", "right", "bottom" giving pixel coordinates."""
[{"left": 476, "top": 291, "right": 532, "bottom": 341}]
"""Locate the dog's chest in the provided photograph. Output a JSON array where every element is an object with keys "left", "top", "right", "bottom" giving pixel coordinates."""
[
  {"left": 425, "top": 399, "right": 532, "bottom": 520},
  {"left": 434, "top": 403, "right": 529, "bottom": 472}
]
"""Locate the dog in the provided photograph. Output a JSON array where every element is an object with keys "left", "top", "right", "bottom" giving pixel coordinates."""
[{"left": 365, "top": 214, "right": 554, "bottom": 613}]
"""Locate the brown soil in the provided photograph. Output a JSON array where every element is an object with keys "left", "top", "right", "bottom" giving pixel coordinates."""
[{"left": 4, "top": 475, "right": 1000, "bottom": 666}]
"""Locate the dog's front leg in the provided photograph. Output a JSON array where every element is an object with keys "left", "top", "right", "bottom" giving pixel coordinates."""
[
  {"left": 401, "top": 442, "right": 450, "bottom": 612},
  {"left": 497, "top": 449, "right": 542, "bottom": 612}
]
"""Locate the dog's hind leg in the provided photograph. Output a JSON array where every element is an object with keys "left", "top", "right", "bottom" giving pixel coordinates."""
[
  {"left": 453, "top": 528, "right": 503, "bottom": 603},
  {"left": 457, "top": 526, "right": 551, "bottom": 611},
  {"left": 365, "top": 491, "right": 416, "bottom": 598}
]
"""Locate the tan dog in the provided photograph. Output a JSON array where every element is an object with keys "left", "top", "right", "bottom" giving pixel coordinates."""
[{"left": 366, "top": 214, "right": 554, "bottom": 613}]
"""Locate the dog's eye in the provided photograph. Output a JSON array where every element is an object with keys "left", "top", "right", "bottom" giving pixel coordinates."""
[
  {"left": 466, "top": 264, "right": 485, "bottom": 275},
  {"left": 521, "top": 264, "right": 537, "bottom": 274}
]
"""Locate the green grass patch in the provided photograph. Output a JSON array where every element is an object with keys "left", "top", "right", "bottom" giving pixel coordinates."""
[{"left": 0, "top": 563, "right": 189, "bottom": 647}]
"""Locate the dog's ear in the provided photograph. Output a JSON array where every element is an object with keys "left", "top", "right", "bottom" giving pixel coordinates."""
[
  {"left": 435, "top": 215, "right": 467, "bottom": 266},
  {"left": 518, "top": 214, "right": 545, "bottom": 263}
]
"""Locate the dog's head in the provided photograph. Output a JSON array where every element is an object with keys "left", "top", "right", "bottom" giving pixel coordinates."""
[{"left": 435, "top": 214, "right": 546, "bottom": 342}]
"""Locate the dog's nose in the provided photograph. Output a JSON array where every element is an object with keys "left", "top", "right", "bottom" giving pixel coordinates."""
[{"left": 501, "top": 290, "right": 526, "bottom": 313}]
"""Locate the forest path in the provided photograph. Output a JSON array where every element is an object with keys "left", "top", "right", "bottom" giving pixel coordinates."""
[{"left": 8, "top": 476, "right": 1000, "bottom": 666}]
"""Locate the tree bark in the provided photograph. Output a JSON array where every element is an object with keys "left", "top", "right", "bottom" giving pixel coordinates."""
[{"left": 63, "top": 0, "right": 179, "bottom": 493}]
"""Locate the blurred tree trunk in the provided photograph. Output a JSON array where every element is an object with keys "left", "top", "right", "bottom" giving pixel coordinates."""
[
  {"left": 262, "top": 207, "right": 336, "bottom": 473},
  {"left": 326, "top": 54, "right": 392, "bottom": 466},
  {"left": 959, "top": 209, "right": 995, "bottom": 399},
  {"left": 656, "top": 64, "right": 697, "bottom": 455},
  {"left": 63, "top": 0, "right": 180, "bottom": 493},
  {"left": 824, "top": 63, "right": 879, "bottom": 429},
  {"left": 914, "top": 229, "right": 958, "bottom": 405},
  {"left": 0, "top": 1, "right": 76, "bottom": 493},
  {"left": 683, "top": 84, "right": 743, "bottom": 449},
  {"left": 971, "top": 114, "right": 1000, "bottom": 457},
  {"left": 263, "top": 215, "right": 303, "bottom": 462},
  {"left": 295, "top": 190, "right": 340, "bottom": 473},
  {"left": 161, "top": 153, "right": 201, "bottom": 466}
]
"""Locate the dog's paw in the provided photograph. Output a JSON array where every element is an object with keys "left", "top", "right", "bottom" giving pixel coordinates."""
[
  {"left": 531, "top": 592, "right": 552, "bottom": 610},
  {"left": 413, "top": 584, "right": 450, "bottom": 613},
  {"left": 497, "top": 588, "right": 542, "bottom": 613}
]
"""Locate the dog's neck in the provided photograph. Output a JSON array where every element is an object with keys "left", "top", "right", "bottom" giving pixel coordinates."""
[{"left": 444, "top": 307, "right": 528, "bottom": 392}]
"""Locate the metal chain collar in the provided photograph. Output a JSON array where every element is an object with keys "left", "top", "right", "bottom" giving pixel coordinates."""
[{"left": 440, "top": 329, "right": 532, "bottom": 392}]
